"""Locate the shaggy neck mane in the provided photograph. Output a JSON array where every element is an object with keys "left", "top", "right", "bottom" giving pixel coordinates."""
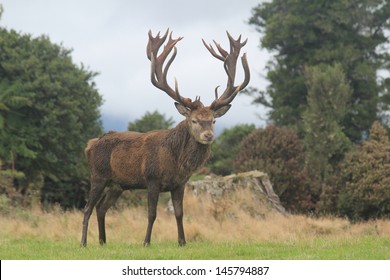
[{"left": 165, "top": 121, "right": 211, "bottom": 173}]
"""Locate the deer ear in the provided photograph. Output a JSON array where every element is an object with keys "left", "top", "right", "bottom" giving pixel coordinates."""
[
  {"left": 175, "top": 102, "right": 191, "bottom": 117},
  {"left": 213, "top": 104, "right": 231, "bottom": 118}
]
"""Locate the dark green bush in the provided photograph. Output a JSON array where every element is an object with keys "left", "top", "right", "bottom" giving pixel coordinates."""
[
  {"left": 208, "top": 124, "right": 255, "bottom": 175},
  {"left": 337, "top": 121, "right": 390, "bottom": 221}
]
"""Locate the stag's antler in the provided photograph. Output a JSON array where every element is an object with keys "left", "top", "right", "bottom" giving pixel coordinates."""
[
  {"left": 202, "top": 32, "right": 250, "bottom": 110},
  {"left": 147, "top": 29, "right": 202, "bottom": 110}
]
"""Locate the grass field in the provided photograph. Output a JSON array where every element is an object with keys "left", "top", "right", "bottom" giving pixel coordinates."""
[
  {"left": 1, "top": 235, "right": 389, "bottom": 260},
  {"left": 1, "top": 190, "right": 390, "bottom": 260}
]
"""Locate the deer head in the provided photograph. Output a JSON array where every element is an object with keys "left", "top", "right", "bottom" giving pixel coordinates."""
[{"left": 147, "top": 29, "right": 250, "bottom": 144}]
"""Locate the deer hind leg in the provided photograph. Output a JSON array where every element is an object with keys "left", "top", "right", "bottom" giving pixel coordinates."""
[
  {"left": 171, "top": 186, "right": 186, "bottom": 246},
  {"left": 143, "top": 187, "right": 160, "bottom": 246},
  {"left": 96, "top": 185, "right": 123, "bottom": 245},
  {"left": 81, "top": 178, "right": 107, "bottom": 247}
]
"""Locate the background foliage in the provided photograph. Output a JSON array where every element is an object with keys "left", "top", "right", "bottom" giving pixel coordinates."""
[
  {"left": 127, "top": 110, "right": 174, "bottom": 132},
  {"left": 303, "top": 63, "right": 351, "bottom": 177},
  {"left": 1, "top": 1, "right": 389, "bottom": 220},
  {"left": 337, "top": 122, "right": 390, "bottom": 221},
  {"left": 207, "top": 124, "right": 255, "bottom": 175},
  {"left": 234, "top": 125, "right": 315, "bottom": 212},
  {"left": 248, "top": 0, "right": 390, "bottom": 141},
  {"left": 0, "top": 25, "right": 103, "bottom": 208}
]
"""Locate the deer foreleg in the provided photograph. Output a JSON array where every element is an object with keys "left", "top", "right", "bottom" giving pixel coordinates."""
[{"left": 171, "top": 186, "right": 186, "bottom": 246}]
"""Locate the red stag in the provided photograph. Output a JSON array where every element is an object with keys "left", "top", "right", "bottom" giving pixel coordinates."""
[{"left": 81, "top": 29, "right": 250, "bottom": 247}]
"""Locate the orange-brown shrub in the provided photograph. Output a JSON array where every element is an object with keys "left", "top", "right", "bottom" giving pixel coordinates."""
[{"left": 234, "top": 125, "right": 316, "bottom": 212}]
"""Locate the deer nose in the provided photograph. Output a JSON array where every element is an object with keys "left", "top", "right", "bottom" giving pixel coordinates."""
[{"left": 203, "top": 132, "right": 214, "bottom": 142}]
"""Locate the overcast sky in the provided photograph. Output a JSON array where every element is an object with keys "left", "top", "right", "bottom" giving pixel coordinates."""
[{"left": 1, "top": 0, "right": 270, "bottom": 132}]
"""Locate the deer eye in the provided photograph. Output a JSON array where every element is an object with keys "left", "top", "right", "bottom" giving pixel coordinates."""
[
  {"left": 213, "top": 120, "right": 216, "bottom": 124},
  {"left": 191, "top": 120, "right": 198, "bottom": 124}
]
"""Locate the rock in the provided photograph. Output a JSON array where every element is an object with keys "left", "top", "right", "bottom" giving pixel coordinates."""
[{"left": 167, "top": 170, "right": 287, "bottom": 218}]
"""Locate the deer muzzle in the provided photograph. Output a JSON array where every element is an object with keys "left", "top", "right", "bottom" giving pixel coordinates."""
[{"left": 199, "top": 131, "right": 214, "bottom": 144}]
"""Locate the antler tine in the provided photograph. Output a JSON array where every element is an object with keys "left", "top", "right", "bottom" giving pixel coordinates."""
[
  {"left": 217, "top": 53, "right": 250, "bottom": 106},
  {"left": 202, "top": 39, "right": 226, "bottom": 61},
  {"left": 147, "top": 29, "right": 169, "bottom": 60},
  {"left": 147, "top": 30, "right": 198, "bottom": 109},
  {"left": 204, "top": 32, "right": 250, "bottom": 110}
]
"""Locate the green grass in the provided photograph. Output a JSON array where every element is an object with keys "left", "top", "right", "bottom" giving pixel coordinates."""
[{"left": 1, "top": 236, "right": 389, "bottom": 260}]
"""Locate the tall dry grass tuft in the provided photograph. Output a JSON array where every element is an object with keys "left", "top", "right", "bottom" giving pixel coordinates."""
[{"left": 1, "top": 188, "right": 389, "bottom": 245}]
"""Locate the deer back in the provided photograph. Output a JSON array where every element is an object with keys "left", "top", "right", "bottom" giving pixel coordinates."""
[{"left": 86, "top": 122, "right": 210, "bottom": 190}]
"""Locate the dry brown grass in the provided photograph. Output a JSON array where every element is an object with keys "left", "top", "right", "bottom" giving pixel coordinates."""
[{"left": 1, "top": 189, "right": 389, "bottom": 245}]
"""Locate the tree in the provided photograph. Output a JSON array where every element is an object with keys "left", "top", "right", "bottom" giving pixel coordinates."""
[
  {"left": 208, "top": 124, "right": 255, "bottom": 175},
  {"left": 0, "top": 27, "right": 103, "bottom": 208},
  {"left": 127, "top": 110, "right": 174, "bottom": 132},
  {"left": 303, "top": 63, "right": 352, "bottom": 182},
  {"left": 249, "top": 0, "right": 390, "bottom": 141},
  {"left": 337, "top": 122, "right": 390, "bottom": 220}
]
